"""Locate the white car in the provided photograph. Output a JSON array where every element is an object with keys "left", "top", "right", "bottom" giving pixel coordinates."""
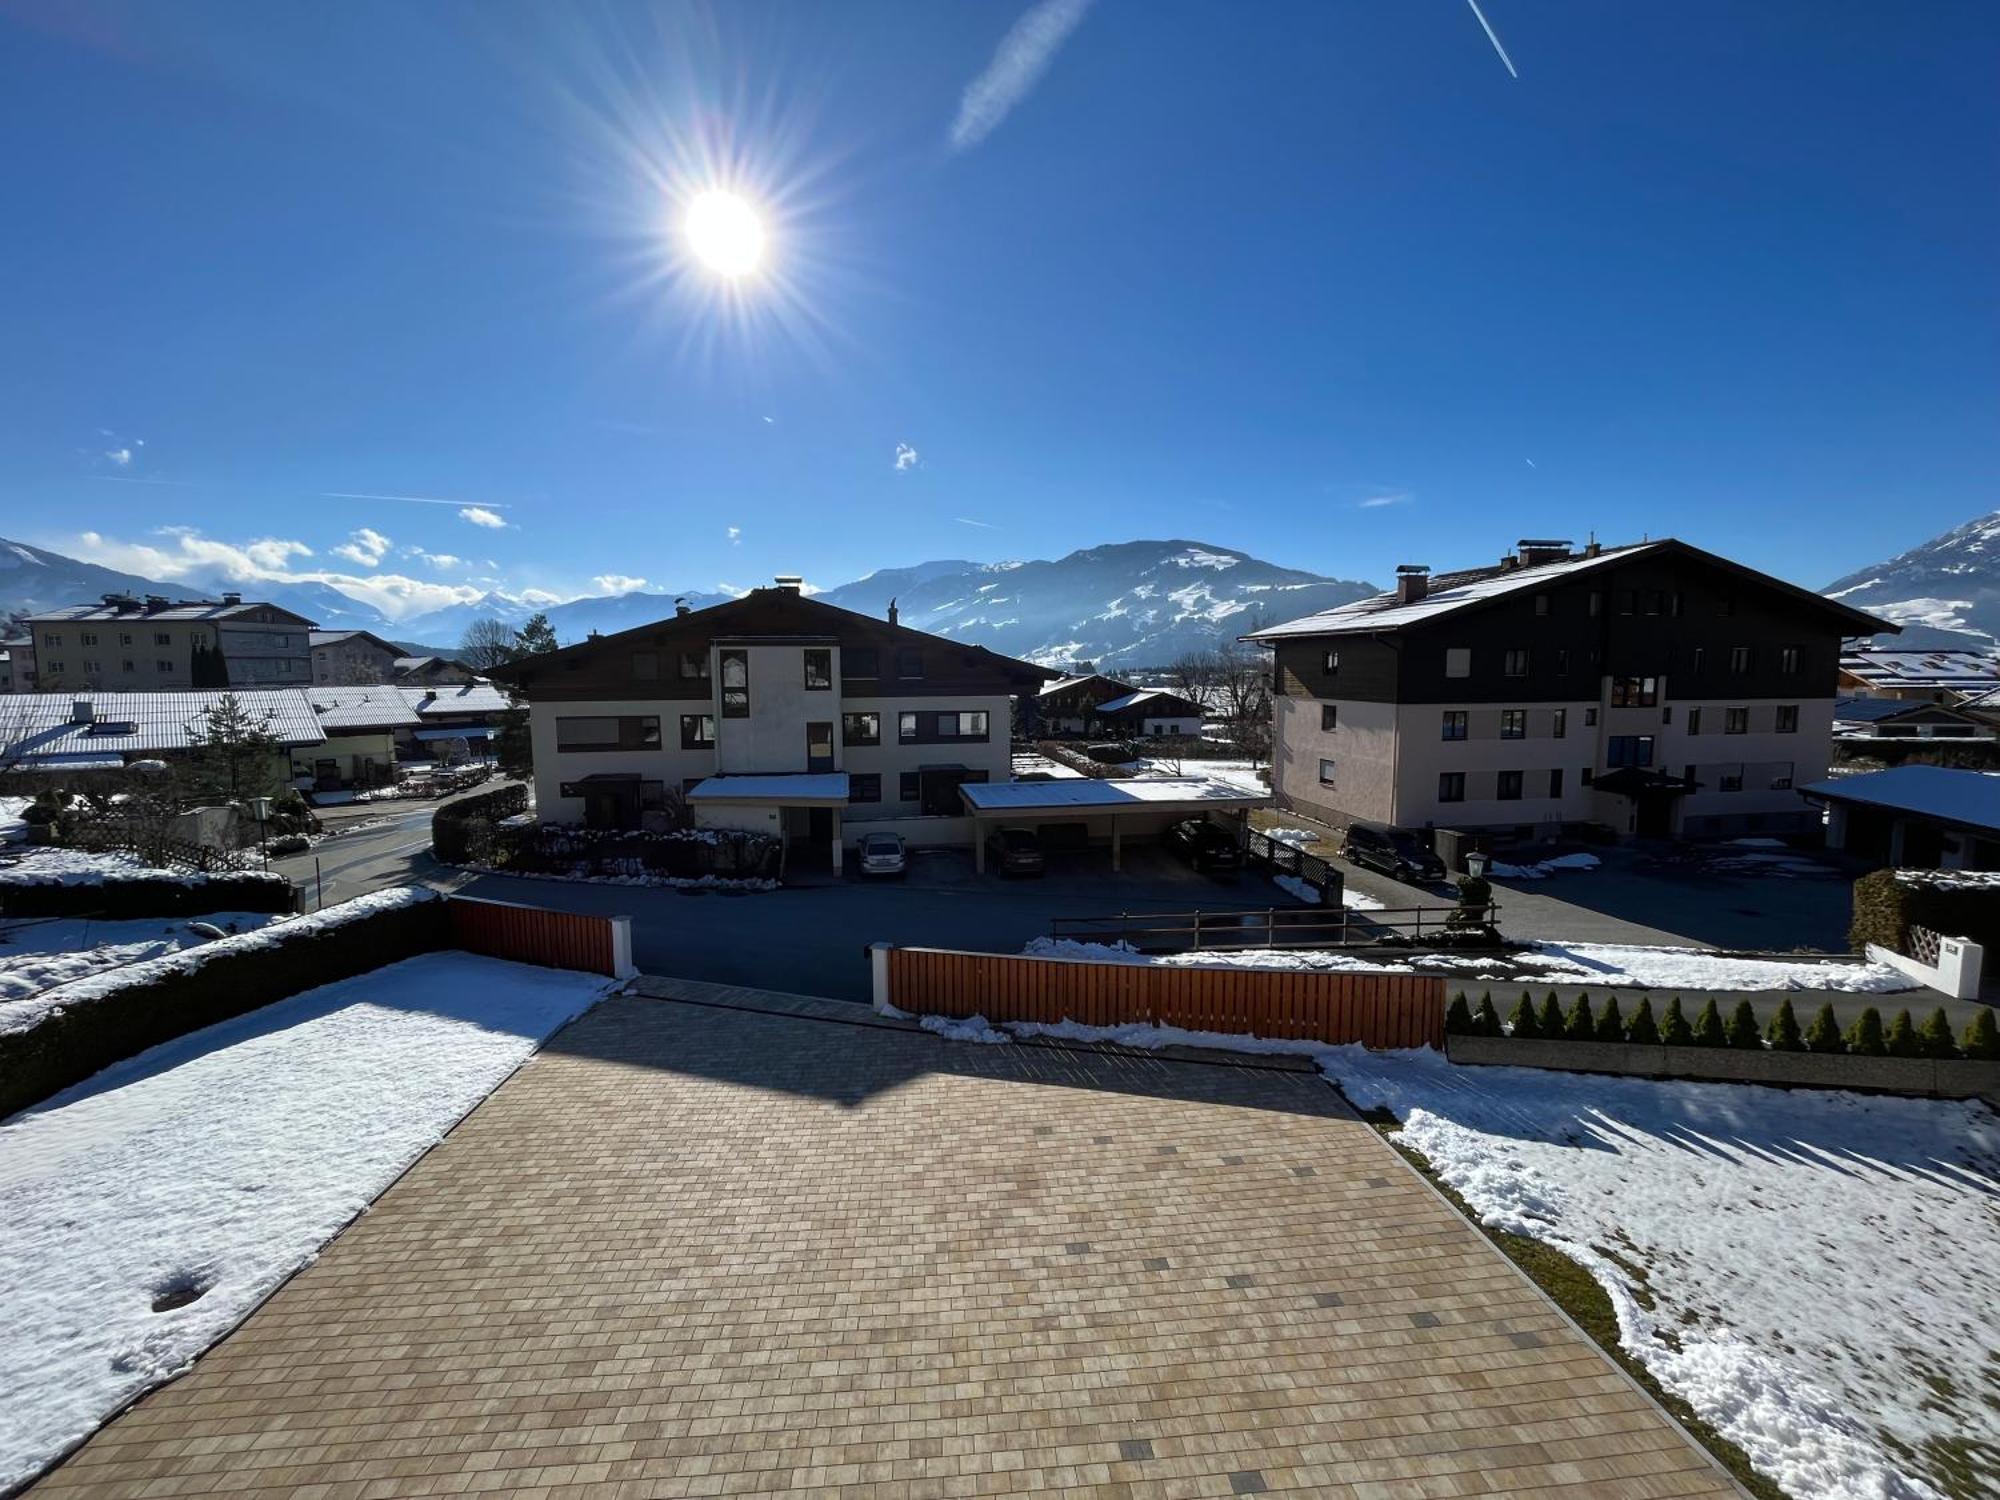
[{"left": 855, "top": 832, "right": 907, "bottom": 877}]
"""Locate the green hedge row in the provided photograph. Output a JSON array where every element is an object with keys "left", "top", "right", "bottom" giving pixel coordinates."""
[
  {"left": 0, "top": 871, "right": 299, "bottom": 919},
  {"left": 1446, "top": 988, "right": 2000, "bottom": 1061},
  {"left": 432, "top": 783, "right": 531, "bottom": 864},
  {"left": 0, "top": 893, "right": 450, "bottom": 1120},
  {"left": 1850, "top": 868, "right": 2000, "bottom": 955}
]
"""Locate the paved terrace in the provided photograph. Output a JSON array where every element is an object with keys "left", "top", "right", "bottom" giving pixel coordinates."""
[{"left": 34, "top": 981, "right": 1741, "bottom": 1499}]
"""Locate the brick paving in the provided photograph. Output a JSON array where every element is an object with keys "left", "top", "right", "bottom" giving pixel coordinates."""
[{"left": 32, "top": 984, "right": 1743, "bottom": 1498}]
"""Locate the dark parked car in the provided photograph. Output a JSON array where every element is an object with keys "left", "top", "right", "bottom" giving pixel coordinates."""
[
  {"left": 1164, "top": 817, "right": 1243, "bottom": 873},
  {"left": 985, "top": 825, "right": 1046, "bottom": 876},
  {"left": 1340, "top": 822, "right": 1447, "bottom": 884}
]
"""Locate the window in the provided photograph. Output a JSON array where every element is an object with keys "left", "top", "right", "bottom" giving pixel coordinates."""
[
  {"left": 1730, "top": 645, "right": 1751, "bottom": 675},
  {"left": 1718, "top": 765, "right": 1745, "bottom": 793},
  {"left": 803, "top": 648, "right": 832, "bottom": 690},
  {"left": 1607, "top": 734, "right": 1655, "bottom": 767},
  {"left": 44, "top": 661, "right": 63, "bottom": 675},
  {"left": 1548, "top": 768, "right": 1565, "bottom": 798},
  {"left": 1500, "top": 709, "right": 1527, "bottom": 740},
  {"left": 1503, "top": 649, "right": 1529, "bottom": 677},
  {"left": 848, "top": 773, "right": 881, "bottom": 804},
  {"left": 155, "top": 632, "right": 171, "bottom": 646},
  {"left": 846, "top": 647, "right": 879, "bottom": 678},
  {"left": 1609, "top": 676, "right": 1658, "bottom": 707},
  {"left": 842, "top": 712, "right": 880, "bottom": 746},
  {"left": 807, "top": 722, "right": 834, "bottom": 771},
  {"left": 119, "top": 632, "right": 133, "bottom": 646},
  {"left": 1322, "top": 649, "right": 1339, "bottom": 674},
  {"left": 680, "top": 714, "right": 715, "bottom": 749},
  {"left": 556, "top": 715, "right": 661, "bottom": 751},
  {"left": 121, "top": 659, "right": 135, "bottom": 674},
  {"left": 1776, "top": 705, "right": 1799, "bottom": 734},
  {"left": 1552, "top": 708, "right": 1566, "bottom": 739},
  {"left": 631, "top": 651, "right": 658, "bottom": 681},
  {"left": 1588, "top": 591, "right": 1603, "bottom": 617},
  {"left": 1661, "top": 706, "right": 1672, "bottom": 724},
  {"left": 42, "top": 633, "right": 60, "bottom": 647},
  {"left": 957, "top": 710, "right": 990, "bottom": 739},
  {"left": 1718, "top": 594, "right": 1737, "bottom": 616},
  {"left": 898, "top": 711, "right": 918, "bottom": 741},
  {"left": 1497, "top": 769, "right": 1523, "bottom": 801},
  {"left": 1441, "top": 710, "right": 1468, "bottom": 741},
  {"left": 1318, "top": 758, "right": 1338, "bottom": 787},
  {"left": 1691, "top": 646, "right": 1705, "bottom": 677},
  {"left": 82, "top": 660, "right": 100, "bottom": 676},
  {"left": 899, "top": 771, "right": 921, "bottom": 802},
  {"left": 1646, "top": 590, "right": 1666, "bottom": 616},
  {"left": 156, "top": 660, "right": 173, "bottom": 673},
  {"left": 678, "top": 650, "right": 710, "bottom": 680},
  {"left": 1770, "top": 763, "right": 1794, "bottom": 791},
  {"left": 1320, "top": 703, "right": 1338, "bottom": 732},
  {"left": 1554, "top": 648, "right": 1570, "bottom": 674},
  {"left": 1618, "top": 590, "right": 1636, "bottom": 615},
  {"left": 81, "top": 632, "right": 99, "bottom": 646},
  {"left": 1779, "top": 647, "right": 1800, "bottom": 675},
  {"left": 896, "top": 648, "right": 924, "bottom": 679},
  {"left": 1581, "top": 766, "right": 1594, "bottom": 786},
  {"left": 1438, "top": 772, "right": 1466, "bottom": 803},
  {"left": 1584, "top": 707, "right": 1598, "bottom": 726},
  {"left": 1725, "top": 707, "right": 1748, "bottom": 735},
  {"left": 1534, "top": 594, "right": 1550, "bottom": 616},
  {"left": 720, "top": 649, "right": 749, "bottom": 717},
  {"left": 1688, "top": 707, "right": 1702, "bottom": 735},
  {"left": 1444, "top": 647, "right": 1471, "bottom": 679}
]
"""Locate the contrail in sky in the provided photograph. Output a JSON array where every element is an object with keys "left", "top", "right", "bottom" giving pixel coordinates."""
[
  {"left": 1464, "top": 0, "right": 1519, "bottom": 78},
  {"left": 321, "top": 491, "right": 512, "bottom": 509}
]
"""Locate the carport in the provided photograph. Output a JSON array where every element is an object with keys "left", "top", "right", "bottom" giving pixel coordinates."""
[
  {"left": 960, "top": 776, "right": 1269, "bottom": 873},
  {"left": 688, "top": 773, "right": 851, "bottom": 872}
]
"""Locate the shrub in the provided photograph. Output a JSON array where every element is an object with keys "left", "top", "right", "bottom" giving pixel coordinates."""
[
  {"left": 1690, "top": 1000, "right": 1726, "bottom": 1048},
  {"left": 1764, "top": 999, "right": 1804, "bottom": 1052},
  {"left": 265, "top": 834, "right": 310, "bottom": 857},
  {"left": 1659, "top": 997, "right": 1692, "bottom": 1045},
  {"left": 1593, "top": 996, "right": 1625, "bottom": 1043},
  {"left": 0, "top": 870, "right": 298, "bottom": 919},
  {"left": 1536, "top": 992, "right": 1565, "bottom": 1038},
  {"left": 1850, "top": 867, "right": 2000, "bottom": 955},
  {"left": 1918, "top": 1007, "right": 1960, "bottom": 1061},
  {"left": 1725, "top": 1000, "right": 1762, "bottom": 1050},
  {"left": 1506, "top": 994, "right": 1539, "bottom": 1039},
  {"left": 431, "top": 783, "right": 531, "bottom": 864},
  {"left": 1473, "top": 995, "right": 1503, "bottom": 1037},
  {"left": 1846, "top": 1007, "right": 1887, "bottom": 1057},
  {"left": 1884, "top": 1009, "right": 1921, "bottom": 1058},
  {"left": 1445, "top": 993, "right": 1474, "bottom": 1035},
  {"left": 1963, "top": 1007, "right": 2000, "bottom": 1061},
  {"left": 1562, "top": 993, "right": 1595, "bottom": 1042},
  {"left": 1625, "top": 996, "right": 1660, "bottom": 1044},
  {"left": 21, "top": 801, "right": 58, "bottom": 827},
  {"left": 1804, "top": 1002, "right": 1846, "bottom": 1054}
]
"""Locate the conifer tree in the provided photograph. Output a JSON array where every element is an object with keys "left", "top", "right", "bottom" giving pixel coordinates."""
[
  {"left": 1804, "top": 1002, "right": 1845, "bottom": 1054},
  {"left": 1563, "top": 993, "right": 1596, "bottom": 1041},
  {"left": 1725, "top": 1000, "right": 1762, "bottom": 1049},
  {"left": 1593, "top": 995, "right": 1626, "bottom": 1043},
  {"left": 1918, "top": 1007, "right": 1959, "bottom": 1060},
  {"left": 1961, "top": 1007, "right": 1999, "bottom": 1061},
  {"left": 1691, "top": 999, "right": 1726, "bottom": 1048},
  {"left": 1507, "top": 993, "right": 1539, "bottom": 1039},
  {"left": 1845, "top": 1007, "right": 1886, "bottom": 1057},
  {"left": 1659, "top": 997, "right": 1693, "bottom": 1045},
  {"left": 1883, "top": 1008, "right": 1921, "bottom": 1058},
  {"left": 1625, "top": 996, "right": 1660, "bottom": 1044},
  {"left": 1764, "top": 999, "right": 1803, "bottom": 1052}
]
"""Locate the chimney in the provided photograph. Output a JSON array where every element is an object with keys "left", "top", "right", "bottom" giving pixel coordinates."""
[
  {"left": 71, "top": 698, "right": 94, "bottom": 725},
  {"left": 1516, "top": 538, "right": 1574, "bottom": 567},
  {"left": 144, "top": 595, "right": 169, "bottom": 613},
  {"left": 674, "top": 596, "right": 690, "bottom": 617},
  {"left": 773, "top": 574, "right": 803, "bottom": 595},
  {"left": 221, "top": 591, "right": 242, "bottom": 606},
  {"left": 1394, "top": 565, "right": 1430, "bottom": 605},
  {"left": 887, "top": 596, "right": 899, "bottom": 626}
]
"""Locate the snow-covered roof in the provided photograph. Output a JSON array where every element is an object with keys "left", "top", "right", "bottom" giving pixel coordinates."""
[
  {"left": 1095, "top": 688, "right": 1203, "bottom": 717},
  {"left": 686, "top": 773, "right": 850, "bottom": 805},
  {"left": 0, "top": 690, "right": 326, "bottom": 762},
  {"left": 1799, "top": 764, "right": 2000, "bottom": 833},
  {"left": 399, "top": 683, "right": 510, "bottom": 716},
  {"left": 1245, "top": 544, "right": 1658, "bottom": 640},
  {"left": 1839, "top": 648, "right": 2000, "bottom": 690},
  {"left": 960, "top": 776, "right": 1267, "bottom": 813},
  {"left": 307, "top": 686, "right": 423, "bottom": 730},
  {"left": 23, "top": 599, "right": 304, "bottom": 624},
  {"left": 1832, "top": 697, "right": 1941, "bottom": 724}
]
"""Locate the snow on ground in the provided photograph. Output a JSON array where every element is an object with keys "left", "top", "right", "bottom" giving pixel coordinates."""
[
  {"left": 0, "top": 951, "right": 609, "bottom": 1494},
  {"left": 1263, "top": 826, "right": 1322, "bottom": 848},
  {"left": 1133, "top": 757, "right": 1267, "bottom": 794},
  {"left": 1488, "top": 851, "right": 1600, "bottom": 879},
  {"left": 0, "top": 846, "right": 160, "bottom": 883},
  {"left": 1009, "top": 751, "right": 1084, "bottom": 780},
  {"left": 1322, "top": 1048, "right": 2000, "bottom": 1500},
  {"left": 0, "top": 913, "right": 289, "bottom": 1007},
  {"left": 0, "top": 797, "right": 29, "bottom": 843}
]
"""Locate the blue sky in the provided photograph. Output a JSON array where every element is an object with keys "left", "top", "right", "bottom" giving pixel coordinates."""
[{"left": 2, "top": 0, "right": 1994, "bottom": 620}]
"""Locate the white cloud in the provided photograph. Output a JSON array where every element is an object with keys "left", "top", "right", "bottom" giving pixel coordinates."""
[
  {"left": 726, "top": 526, "right": 742, "bottom": 545},
  {"left": 518, "top": 588, "right": 564, "bottom": 606},
  {"left": 400, "top": 546, "right": 465, "bottom": 569},
  {"left": 950, "top": 0, "right": 1094, "bottom": 151},
  {"left": 591, "top": 574, "right": 649, "bottom": 596},
  {"left": 333, "top": 527, "right": 393, "bottom": 567},
  {"left": 458, "top": 506, "right": 509, "bottom": 529},
  {"left": 1357, "top": 493, "right": 1413, "bottom": 509},
  {"left": 715, "top": 581, "right": 750, "bottom": 598},
  {"left": 893, "top": 443, "right": 920, "bottom": 472},
  {"left": 104, "top": 447, "right": 132, "bottom": 467}
]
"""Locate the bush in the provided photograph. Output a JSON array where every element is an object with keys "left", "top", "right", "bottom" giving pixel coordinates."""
[
  {"left": 1690, "top": 1000, "right": 1726, "bottom": 1048},
  {"left": 1625, "top": 996, "right": 1660, "bottom": 1044},
  {"left": 1506, "top": 993, "right": 1539, "bottom": 1039},
  {"left": 266, "top": 834, "right": 311, "bottom": 856},
  {"left": 21, "top": 801, "right": 58, "bottom": 827},
  {"left": 1659, "top": 997, "right": 1692, "bottom": 1045},
  {"left": 432, "top": 783, "right": 531, "bottom": 864},
  {"left": 1536, "top": 992, "right": 1565, "bottom": 1038},
  {"left": 1725, "top": 1000, "right": 1762, "bottom": 1050},
  {"left": 1593, "top": 996, "right": 1625, "bottom": 1043},
  {"left": 0, "top": 870, "right": 298, "bottom": 919},
  {"left": 1850, "top": 867, "right": 2000, "bottom": 955},
  {"left": 1918, "top": 1007, "right": 1960, "bottom": 1060},
  {"left": 1963, "top": 1007, "right": 2000, "bottom": 1061},
  {"left": 1804, "top": 1002, "right": 1846, "bottom": 1054},
  {"left": 1445, "top": 993, "right": 1474, "bottom": 1035},
  {"left": 1472, "top": 994, "right": 1503, "bottom": 1037},
  {"left": 1884, "top": 1009, "right": 1922, "bottom": 1058},
  {"left": 486, "top": 823, "right": 785, "bottom": 883},
  {"left": 1562, "top": 993, "right": 1595, "bottom": 1042},
  {"left": 1764, "top": 999, "right": 1804, "bottom": 1052},
  {"left": 1845, "top": 1007, "right": 1886, "bottom": 1057}
]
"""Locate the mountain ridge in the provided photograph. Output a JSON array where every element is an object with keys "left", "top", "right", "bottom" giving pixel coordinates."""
[{"left": 1822, "top": 511, "right": 2000, "bottom": 650}]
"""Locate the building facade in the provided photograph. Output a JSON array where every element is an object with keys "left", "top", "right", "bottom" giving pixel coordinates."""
[
  {"left": 311, "top": 630, "right": 404, "bottom": 685},
  {"left": 495, "top": 582, "right": 1051, "bottom": 855},
  {"left": 25, "top": 594, "right": 314, "bottom": 692},
  {"left": 1248, "top": 538, "right": 1894, "bottom": 841}
]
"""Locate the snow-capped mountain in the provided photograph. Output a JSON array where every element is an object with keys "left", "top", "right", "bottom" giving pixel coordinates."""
[
  {"left": 814, "top": 541, "right": 1377, "bottom": 668},
  {"left": 1823, "top": 512, "right": 2000, "bottom": 650}
]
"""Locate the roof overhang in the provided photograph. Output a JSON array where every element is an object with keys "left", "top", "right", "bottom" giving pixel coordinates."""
[{"left": 686, "top": 773, "right": 850, "bottom": 807}]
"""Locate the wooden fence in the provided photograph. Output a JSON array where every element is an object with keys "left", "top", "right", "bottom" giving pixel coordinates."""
[
  {"left": 883, "top": 946, "right": 1444, "bottom": 1050},
  {"left": 447, "top": 895, "right": 632, "bottom": 978}
]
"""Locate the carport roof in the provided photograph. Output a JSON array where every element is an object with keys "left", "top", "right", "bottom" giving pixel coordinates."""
[
  {"left": 687, "top": 773, "right": 850, "bottom": 805},
  {"left": 1800, "top": 764, "right": 2000, "bottom": 835},
  {"left": 960, "top": 776, "right": 1266, "bottom": 813}
]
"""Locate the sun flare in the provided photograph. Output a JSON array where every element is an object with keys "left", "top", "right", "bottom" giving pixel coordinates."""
[{"left": 683, "top": 190, "right": 766, "bottom": 277}]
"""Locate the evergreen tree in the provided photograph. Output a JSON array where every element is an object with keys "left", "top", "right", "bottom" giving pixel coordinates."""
[
  {"left": 1962, "top": 1007, "right": 2000, "bottom": 1061},
  {"left": 1625, "top": 996, "right": 1661, "bottom": 1044},
  {"left": 1445, "top": 993, "right": 1474, "bottom": 1035},
  {"left": 1659, "top": 997, "right": 1693, "bottom": 1045},
  {"left": 1764, "top": 999, "right": 1804, "bottom": 1052},
  {"left": 1691, "top": 999, "right": 1726, "bottom": 1048},
  {"left": 1593, "top": 995, "right": 1626, "bottom": 1043},
  {"left": 513, "top": 612, "right": 560, "bottom": 657},
  {"left": 1845, "top": 1007, "right": 1886, "bottom": 1057},
  {"left": 1506, "top": 993, "right": 1539, "bottom": 1039},
  {"left": 1725, "top": 1000, "right": 1762, "bottom": 1049},
  {"left": 1563, "top": 993, "right": 1596, "bottom": 1042},
  {"left": 1918, "top": 1007, "right": 1960, "bottom": 1061},
  {"left": 1883, "top": 1009, "right": 1921, "bottom": 1058},
  {"left": 185, "top": 693, "right": 281, "bottom": 803},
  {"left": 1536, "top": 992, "right": 1566, "bottom": 1038},
  {"left": 1804, "top": 1002, "right": 1846, "bottom": 1054},
  {"left": 1473, "top": 994, "right": 1504, "bottom": 1037}
]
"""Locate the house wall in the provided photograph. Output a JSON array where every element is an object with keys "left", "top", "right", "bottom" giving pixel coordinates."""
[
  {"left": 32, "top": 619, "right": 210, "bottom": 691},
  {"left": 842, "top": 691, "right": 1011, "bottom": 817},
  {"left": 217, "top": 611, "right": 313, "bottom": 686},
  {"left": 714, "top": 643, "right": 831, "bottom": 774},
  {"left": 290, "top": 731, "right": 398, "bottom": 787},
  {"left": 529, "top": 699, "right": 715, "bottom": 825},
  {"left": 314, "top": 638, "right": 400, "bottom": 684}
]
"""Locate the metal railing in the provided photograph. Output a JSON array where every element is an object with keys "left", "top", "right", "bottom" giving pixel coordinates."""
[{"left": 1049, "top": 901, "right": 1496, "bottom": 953}]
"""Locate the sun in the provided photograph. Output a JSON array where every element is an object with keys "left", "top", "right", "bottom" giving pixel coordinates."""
[{"left": 683, "top": 190, "right": 766, "bottom": 278}]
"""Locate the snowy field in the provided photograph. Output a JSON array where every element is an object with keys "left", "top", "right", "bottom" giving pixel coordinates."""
[
  {"left": 0, "top": 951, "right": 609, "bottom": 1494},
  {"left": 0, "top": 912, "right": 289, "bottom": 1008},
  {"left": 909, "top": 1009, "right": 2000, "bottom": 1500},
  {"left": 1133, "top": 756, "right": 1267, "bottom": 794}
]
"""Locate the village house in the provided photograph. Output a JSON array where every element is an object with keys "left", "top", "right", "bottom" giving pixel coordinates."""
[{"left": 23, "top": 594, "right": 315, "bottom": 692}]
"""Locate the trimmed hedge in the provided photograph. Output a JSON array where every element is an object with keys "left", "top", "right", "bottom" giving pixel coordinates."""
[
  {"left": 1850, "top": 868, "right": 2000, "bottom": 955},
  {"left": 0, "top": 871, "right": 299, "bottom": 920},
  {"left": 0, "top": 891, "right": 449, "bottom": 1120},
  {"left": 432, "top": 783, "right": 531, "bottom": 863}
]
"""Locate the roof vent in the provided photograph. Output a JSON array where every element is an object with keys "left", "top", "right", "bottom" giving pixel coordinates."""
[
  {"left": 71, "top": 698, "right": 94, "bottom": 725},
  {"left": 674, "top": 596, "right": 690, "bottom": 617},
  {"left": 1394, "top": 565, "right": 1430, "bottom": 605},
  {"left": 221, "top": 591, "right": 242, "bottom": 607},
  {"left": 772, "top": 574, "right": 803, "bottom": 595},
  {"left": 144, "top": 595, "right": 170, "bottom": 612},
  {"left": 1517, "top": 538, "right": 1573, "bottom": 566}
]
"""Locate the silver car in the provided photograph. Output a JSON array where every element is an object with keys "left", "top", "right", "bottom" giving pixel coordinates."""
[{"left": 855, "top": 831, "right": 907, "bottom": 877}]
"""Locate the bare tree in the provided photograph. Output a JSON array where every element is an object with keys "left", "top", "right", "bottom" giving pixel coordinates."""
[
  {"left": 459, "top": 618, "right": 519, "bottom": 672},
  {"left": 1167, "top": 649, "right": 1221, "bottom": 717},
  {"left": 1211, "top": 634, "right": 1273, "bottom": 767}
]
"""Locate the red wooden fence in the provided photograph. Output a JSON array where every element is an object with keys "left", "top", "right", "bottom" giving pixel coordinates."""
[
  {"left": 886, "top": 947, "right": 1444, "bottom": 1050},
  {"left": 447, "top": 896, "right": 622, "bottom": 977}
]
